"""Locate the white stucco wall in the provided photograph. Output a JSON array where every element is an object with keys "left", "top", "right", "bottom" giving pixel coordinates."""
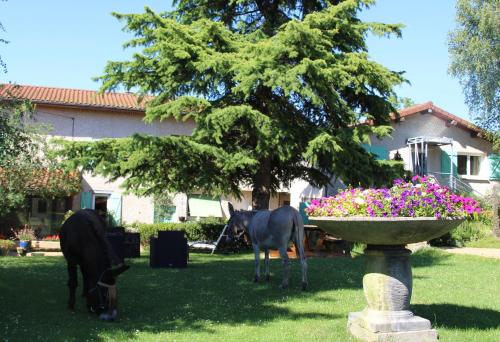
[{"left": 37, "top": 105, "right": 196, "bottom": 223}]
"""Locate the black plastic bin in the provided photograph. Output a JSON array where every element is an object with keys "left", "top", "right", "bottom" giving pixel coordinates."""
[
  {"left": 105, "top": 228, "right": 141, "bottom": 260},
  {"left": 150, "top": 230, "right": 188, "bottom": 268},
  {"left": 105, "top": 227, "right": 125, "bottom": 264},
  {"left": 124, "top": 232, "right": 141, "bottom": 258}
]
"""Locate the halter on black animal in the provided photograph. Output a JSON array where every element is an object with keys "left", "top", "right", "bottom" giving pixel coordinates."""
[{"left": 88, "top": 268, "right": 116, "bottom": 312}]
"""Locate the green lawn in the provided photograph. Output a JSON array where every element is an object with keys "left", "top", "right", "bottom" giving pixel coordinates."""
[
  {"left": 465, "top": 235, "right": 500, "bottom": 249},
  {"left": 0, "top": 249, "right": 499, "bottom": 342}
]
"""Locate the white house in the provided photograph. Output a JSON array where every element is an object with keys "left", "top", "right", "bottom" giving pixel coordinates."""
[
  {"left": 1, "top": 85, "right": 498, "bottom": 235},
  {"left": 367, "top": 102, "right": 499, "bottom": 196}
]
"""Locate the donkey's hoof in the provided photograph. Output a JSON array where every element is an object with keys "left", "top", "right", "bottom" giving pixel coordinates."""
[
  {"left": 280, "top": 283, "right": 289, "bottom": 289},
  {"left": 253, "top": 276, "right": 260, "bottom": 283},
  {"left": 265, "top": 274, "right": 270, "bottom": 282},
  {"left": 301, "top": 282, "right": 308, "bottom": 291}
]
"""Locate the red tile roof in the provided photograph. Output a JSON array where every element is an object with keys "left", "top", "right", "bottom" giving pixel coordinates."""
[
  {"left": 394, "top": 101, "right": 484, "bottom": 135},
  {"left": 0, "top": 84, "right": 150, "bottom": 112}
]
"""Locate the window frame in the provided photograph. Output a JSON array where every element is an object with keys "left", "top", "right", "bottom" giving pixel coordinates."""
[{"left": 456, "top": 153, "right": 482, "bottom": 177}]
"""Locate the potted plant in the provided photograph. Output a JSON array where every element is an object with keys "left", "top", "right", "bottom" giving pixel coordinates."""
[
  {"left": 306, "top": 176, "right": 481, "bottom": 342},
  {"left": 11, "top": 225, "right": 37, "bottom": 256}
]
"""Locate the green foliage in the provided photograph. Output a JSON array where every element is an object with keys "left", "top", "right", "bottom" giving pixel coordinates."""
[
  {"left": 62, "top": 210, "right": 75, "bottom": 224},
  {"left": 0, "top": 239, "right": 15, "bottom": 255},
  {"left": 0, "top": 93, "right": 79, "bottom": 219},
  {"left": 11, "top": 225, "right": 36, "bottom": 241},
  {"left": 58, "top": 0, "right": 406, "bottom": 208},
  {"left": 449, "top": 0, "right": 499, "bottom": 132},
  {"left": 127, "top": 217, "right": 226, "bottom": 245},
  {"left": 0, "top": 98, "right": 39, "bottom": 217},
  {"left": 430, "top": 219, "right": 491, "bottom": 247}
]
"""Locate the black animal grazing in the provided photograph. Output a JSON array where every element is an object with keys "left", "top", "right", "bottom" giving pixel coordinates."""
[{"left": 60, "top": 209, "right": 129, "bottom": 321}]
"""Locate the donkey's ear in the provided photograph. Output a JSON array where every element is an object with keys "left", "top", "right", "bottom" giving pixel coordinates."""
[
  {"left": 228, "top": 202, "right": 235, "bottom": 217},
  {"left": 112, "top": 264, "right": 130, "bottom": 277}
]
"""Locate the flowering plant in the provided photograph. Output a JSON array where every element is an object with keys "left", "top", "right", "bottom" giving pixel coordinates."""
[
  {"left": 306, "top": 176, "right": 481, "bottom": 219},
  {"left": 43, "top": 235, "right": 60, "bottom": 241},
  {"left": 11, "top": 225, "right": 36, "bottom": 241}
]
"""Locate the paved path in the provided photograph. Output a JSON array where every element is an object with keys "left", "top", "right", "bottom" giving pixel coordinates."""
[
  {"left": 439, "top": 247, "right": 500, "bottom": 259},
  {"left": 27, "top": 251, "right": 63, "bottom": 257}
]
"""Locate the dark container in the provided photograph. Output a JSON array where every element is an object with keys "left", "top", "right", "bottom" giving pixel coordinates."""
[
  {"left": 150, "top": 230, "right": 188, "bottom": 268},
  {"left": 105, "top": 227, "right": 125, "bottom": 264},
  {"left": 124, "top": 232, "right": 140, "bottom": 258}
]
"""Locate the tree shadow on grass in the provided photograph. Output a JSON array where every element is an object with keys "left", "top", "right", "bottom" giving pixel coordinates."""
[
  {"left": 0, "top": 254, "right": 362, "bottom": 341},
  {"left": 412, "top": 303, "right": 500, "bottom": 330},
  {"left": 0, "top": 249, "right": 461, "bottom": 341}
]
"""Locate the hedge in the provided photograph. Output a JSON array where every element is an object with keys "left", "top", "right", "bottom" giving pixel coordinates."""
[{"left": 126, "top": 217, "right": 226, "bottom": 246}]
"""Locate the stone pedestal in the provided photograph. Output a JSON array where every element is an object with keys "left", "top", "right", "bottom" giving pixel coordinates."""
[{"left": 347, "top": 245, "right": 437, "bottom": 342}]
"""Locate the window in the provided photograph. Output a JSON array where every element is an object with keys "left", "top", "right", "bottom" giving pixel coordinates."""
[
  {"left": 25, "top": 197, "right": 72, "bottom": 236},
  {"left": 457, "top": 155, "right": 467, "bottom": 175},
  {"left": 470, "top": 156, "right": 480, "bottom": 175},
  {"left": 457, "top": 154, "right": 481, "bottom": 176}
]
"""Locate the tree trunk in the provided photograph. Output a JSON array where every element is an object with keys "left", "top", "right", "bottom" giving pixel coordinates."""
[{"left": 252, "top": 159, "right": 272, "bottom": 210}]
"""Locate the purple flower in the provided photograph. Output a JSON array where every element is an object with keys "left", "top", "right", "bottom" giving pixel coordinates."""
[{"left": 306, "top": 177, "right": 482, "bottom": 219}]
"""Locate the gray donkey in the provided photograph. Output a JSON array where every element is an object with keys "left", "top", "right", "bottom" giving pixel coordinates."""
[{"left": 226, "top": 204, "right": 308, "bottom": 290}]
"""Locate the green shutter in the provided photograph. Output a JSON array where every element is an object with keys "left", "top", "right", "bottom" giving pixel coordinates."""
[
  {"left": 107, "top": 193, "right": 122, "bottom": 225},
  {"left": 489, "top": 154, "right": 500, "bottom": 180},
  {"left": 440, "top": 150, "right": 457, "bottom": 176},
  {"left": 299, "top": 202, "right": 310, "bottom": 224},
  {"left": 80, "top": 192, "right": 92, "bottom": 209},
  {"left": 362, "top": 144, "right": 389, "bottom": 160}
]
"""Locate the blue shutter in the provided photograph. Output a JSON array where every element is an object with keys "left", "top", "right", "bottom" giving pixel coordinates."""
[
  {"left": 107, "top": 193, "right": 122, "bottom": 225},
  {"left": 80, "top": 192, "right": 92, "bottom": 209},
  {"left": 299, "top": 202, "right": 310, "bottom": 224},
  {"left": 440, "top": 150, "right": 457, "bottom": 176},
  {"left": 489, "top": 154, "right": 500, "bottom": 180},
  {"left": 362, "top": 144, "right": 388, "bottom": 160}
]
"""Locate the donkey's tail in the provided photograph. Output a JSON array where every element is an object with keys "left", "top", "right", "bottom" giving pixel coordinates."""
[
  {"left": 292, "top": 208, "right": 308, "bottom": 290},
  {"left": 292, "top": 210, "right": 305, "bottom": 259}
]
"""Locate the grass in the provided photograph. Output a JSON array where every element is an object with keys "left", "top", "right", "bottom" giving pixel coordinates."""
[
  {"left": 0, "top": 249, "right": 499, "bottom": 342},
  {"left": 465, "top": 235, "right": 500, "bottom": 249}
]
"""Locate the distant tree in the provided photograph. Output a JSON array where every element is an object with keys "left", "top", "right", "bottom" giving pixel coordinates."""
[
  {"left": 0, "top": 90, "right": 80, "bottom": 219},
  {"left": 59, "top": 0, "right": 406, "bottom": 209},
  {"left": 449, "top": 0, "right": 499, "bottom": 135},
  {"left": 0, "top": 97, "right": 40, "bottom": 217},
  {"left": 0, "top": 0, "right": 9, "bottom": 73}
]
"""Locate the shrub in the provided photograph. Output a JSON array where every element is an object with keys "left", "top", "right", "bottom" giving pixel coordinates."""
[
  {"left": 429, "top": 219, "right": 490, "bottom": 247},
  {"left": 0, "top": 240, "right": 16, "bottom": 255},
  {"left": 126, "top": 217, "right": 226, "bottom": 246}
]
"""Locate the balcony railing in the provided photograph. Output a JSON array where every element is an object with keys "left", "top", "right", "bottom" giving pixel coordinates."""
[{"left": 427, "top": 172, "right": 483, "bottom": 197}]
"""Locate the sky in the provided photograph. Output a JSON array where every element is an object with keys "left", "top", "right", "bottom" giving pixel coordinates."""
[{"left": 0, "top": 0, "right": 471, "bottom": 120}]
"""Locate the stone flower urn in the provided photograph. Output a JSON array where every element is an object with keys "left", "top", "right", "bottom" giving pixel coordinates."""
[{"left": 308, "top": 216, "right": 463, "bottom": 342}]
